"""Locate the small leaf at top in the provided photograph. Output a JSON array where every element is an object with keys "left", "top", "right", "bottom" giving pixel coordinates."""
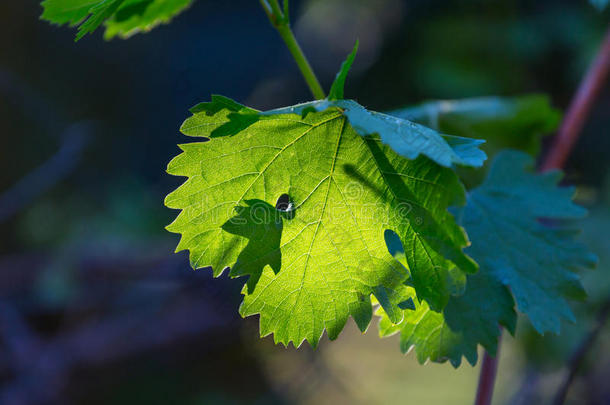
[
  {"left": 328, "top": 40, "right": 359, "bottom": 100},
  {"left": 40, "top": 0, "right": 194, "bottom": 40}
]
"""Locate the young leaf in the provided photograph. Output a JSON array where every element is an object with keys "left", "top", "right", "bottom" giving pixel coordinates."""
[
  {"left": 40, "top": 0, "right": 193, "bottom": 40},
  {"left": 457, "top": 151, "right": 597, "bottom": 334},
  {"left": 165, "top": 96, "right": 482, "bottom": 347},
  {"left": 328, "top": 41, "right": 359, "bottom": 100},
  {"left": 268, "top": 99, "right": 487, "bottom": 168}
]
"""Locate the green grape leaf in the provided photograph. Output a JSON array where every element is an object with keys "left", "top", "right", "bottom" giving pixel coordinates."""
[
  {"left": 40, "top": 0, "right": 109, "bottom": 27},
  {"left": 40, "top": 0, "right": 193, "bottom": 40},
  {"left": 268, "top": 99, "right": 486, "bottom": 168},
  {"left": 458, "top": 151, "right": 597, "bottom": 334},
  {"left": 377, "top": 232, "right": 516, "bottom": 367},
  {"left": 328, "top": 40, "right": 359, "bottom": 101},
  {"left": 376, "top": 150, "right": 594, "bottom": 366},
  {"left": 388, "top": 95, "right": 560, "bottom": 189},
  {"left": 388, "top": 95, "right": 560, "bottom": 160},
  {"left": 104, "top": 0, "right": 194, "bottom": 39},
  {"left": 165, "top": 96, "right": 483, "bottom": 347}
]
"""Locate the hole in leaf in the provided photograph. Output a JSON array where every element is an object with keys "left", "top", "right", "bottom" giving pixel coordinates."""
[{"left": 275, "top": 194, "right": 295, "bottom": 219}]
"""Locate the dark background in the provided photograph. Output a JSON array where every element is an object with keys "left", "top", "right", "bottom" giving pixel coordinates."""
[{"left": 0, "top": 0, "right": 609, "bottom": 404}]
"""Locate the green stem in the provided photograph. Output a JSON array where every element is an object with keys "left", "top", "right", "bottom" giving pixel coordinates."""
[{"left": 259, "top": 0, "right": 326, "bottom": 99}]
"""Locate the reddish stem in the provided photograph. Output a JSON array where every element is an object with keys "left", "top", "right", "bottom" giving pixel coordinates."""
[
  {"left": 541, "top": 26, "right": 610, "bottom": 171},
  {"left": 474, "top": 333, "right": 502, "bottom": 405},
  {"left": 474, "top": 23, "right": 610, "bottom": 405}
]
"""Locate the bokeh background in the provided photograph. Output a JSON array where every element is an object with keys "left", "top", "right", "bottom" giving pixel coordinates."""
[{"left": 1, "top": 0, "right": 609, "bottom": 404}]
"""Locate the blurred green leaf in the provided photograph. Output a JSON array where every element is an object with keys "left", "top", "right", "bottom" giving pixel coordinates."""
[
  {"left": 40, "top": 0, "right": 194, "bottom": 40},
  {"left": 388, "top": 95, "right": 560, "bottom": 187},
  {"left": 388, "top": 95, "right": 560, "bottom": 160},
  {"left": 519, "top": 205, "right": 610, "bottom": 370}
]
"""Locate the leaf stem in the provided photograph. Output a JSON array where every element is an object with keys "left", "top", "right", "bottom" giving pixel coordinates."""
[
  {"left": 474, "top": 332, "right": 502, "bottom": 405},
  {"left": 259, "top": 0, "right": 326, "bottom": 99},
  {"left": 541, "top": 25, "right": 610, "bottom": 171}
]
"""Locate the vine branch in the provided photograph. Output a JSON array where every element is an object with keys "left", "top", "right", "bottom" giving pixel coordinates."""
[
  {"left": 259, "top": 0, "right": 326, "bottom": 99},
  {"left": 475, "top": 333, "right": 502, "bottom": 405},
  {"left": 474, "top": 23, "right": 610, "bottom": 405},
  {"left": 541, "top": 26, "right": 610, "bottom": 171}
]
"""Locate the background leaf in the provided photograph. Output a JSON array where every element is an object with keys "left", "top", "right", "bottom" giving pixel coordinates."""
[
  {"left": 387, "top": 95, "right": 560, "bottom": 187},
  {"left": 457, "top": 150, "right": 597, "bottom": 334},
  {"left": 388, "top": 95, "right": 560, "bottom": 158},
  {"left": 377, "top": 150, "right": 594, "bottom": 365},
  {"left": 40, "top": 0, "right": 194, "bottom": 40}
]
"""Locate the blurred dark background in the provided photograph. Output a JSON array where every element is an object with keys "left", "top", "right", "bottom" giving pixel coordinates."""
[{"left": 0, "top": 0, "right": 609, "bottom": 404}]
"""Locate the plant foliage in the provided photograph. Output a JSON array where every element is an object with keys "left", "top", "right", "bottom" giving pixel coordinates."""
[
  {"left": 40, "top": 0, "right": 193, "bottom": 40},
  {"left": 165, "top": 94, "right": 485, "bottom": 347},
  {"left": 377, "top": 151, "right": 596, "bottom": 366},
  {"left": 39, "top": 0, "right": 597, "bottom": 370}
]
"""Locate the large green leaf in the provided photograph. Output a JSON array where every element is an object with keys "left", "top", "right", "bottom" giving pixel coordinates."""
[
  {"left": 376, "top": 151, "right": 594, "bottom": 366},
  {"left": 459, "top": 151, "right": 597, "bottom": 334},
  {"left": 165, "top": 96, "right": 483, "bottom": 347},
  {"left": 40, "top": 0, "right": 193, "bottom": 40},
  {"left": 520, "top": 206, "right": 610, "bottom": 369}
]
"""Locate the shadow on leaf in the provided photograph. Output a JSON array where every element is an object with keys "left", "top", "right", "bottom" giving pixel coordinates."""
[
  {"left": 343, "top": 138, "right": 471, "bottom": 311},
  {"left": 222, "top": 198, "right": 295, "bottom": 293}
]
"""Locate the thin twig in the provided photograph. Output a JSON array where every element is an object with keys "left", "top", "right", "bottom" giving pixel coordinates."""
[{"left": 551, "top": 298, "right": 610, "bottom": 405}]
